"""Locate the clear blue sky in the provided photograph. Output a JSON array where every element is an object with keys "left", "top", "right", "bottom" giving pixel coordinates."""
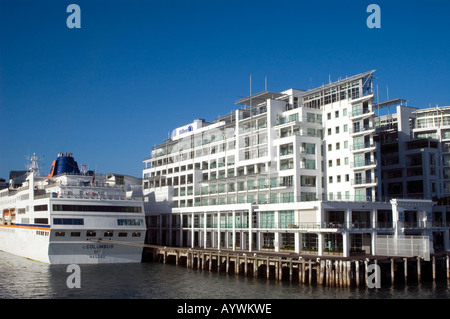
[{"left": 1, "top": 0, "right": 449, "bottom": 179}]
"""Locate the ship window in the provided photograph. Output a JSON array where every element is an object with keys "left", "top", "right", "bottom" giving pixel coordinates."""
[
  {"left": 53, "top": 204, "right": 142, "bottom": 213},
  {"left": 104, "top": 231, "right": 113, "bottom": 237},
  {"left": 118, "top": 232, "right": 127, "bottom": 237},
  {"left": 55, "top": 231, "right": 65, "bottom": 237},
  {"left": 86, "top": 231, "right": 96, "bottom": 237},
  {"left": 117, "top": 219, "right": 144, "bottom": 226},
  {"left": 34, "top": 218, "right": 49, "bottom": 224},
  {"left": 132, "top": 232, "right": 141, "bottom": 237},
  {"left": 34, "top": 205, "right": 48, "bottom": 212},
  {"left": 53, "top": 218, "right": 84, "bottom": 225},
  {"left": 71, "top": 232, "right": 81, "bottom": 237}
]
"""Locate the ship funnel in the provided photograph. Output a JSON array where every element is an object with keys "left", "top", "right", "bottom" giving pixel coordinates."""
[{"left": 48, "top": 153, "right": 81, "bottom": 177}]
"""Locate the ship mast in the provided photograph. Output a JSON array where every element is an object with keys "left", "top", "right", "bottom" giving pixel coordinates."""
[{"left": 26, "top": 153, "right": 40, "bottom": 176}]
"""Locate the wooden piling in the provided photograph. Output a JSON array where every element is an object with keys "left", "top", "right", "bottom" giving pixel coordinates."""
[
  {"left": 417, "top": 257, "right": 421, "bottom": 283},
  {"left": 301, "top": 259, "right": 306, "bottom": 284},
  {"left": 266, "top": 256, "right": 270, "bottom": 279},
  {"left": 297, "top": 258, "right": 302, "bottom": 284},
  {"left": 364, "top": 260, "right": 369, "bottom": 287},
  {"left": 328, "top": 261, "right": 332, "bottom": 286},
  {"left": 403, "top": 258, "right": 408, "bottom": 283},
  {"left": 319, "top": 260, "right": 325, "bottom": 285},
  {"left": 446, "top": 255, "right": 450, "bottom": 280},
  {"left": 289, "top": 258, "right": 293, "bottom": 282},
  {"left": 335, "top": 260, "right": 339, "bottom": 287},
  {"left": 355, "top": 260, "right": 360, "bottom": 287},
  {"left": 200, "top": 253, "right": 204, "bottom": 270},
  {"left": 390, "top": 258, "right": 395, "bottom": 286},
  {"left": 244, "top": 254, "right": 248, "bottom": 276},
  {"left": 346, "top": 261, "right": 351, "bottom": 287},
  {"left": 274, "top": 258, "right": 278, "bottom": 281},
  {"left": 432, "top": 256, "right": 436, "bottom": 281},
  {"left": 308, "top": 259, "right": 313, "bottom": 285},
  {"left": 209, "top": 252, "right": 212, "bottom": 271},
  {"left": 278, "top": 258, "right": 283, "bottom": 281}
]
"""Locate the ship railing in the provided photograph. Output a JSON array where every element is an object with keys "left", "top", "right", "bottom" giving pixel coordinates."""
[
  {"left": 44, "top": 180, "right": 137, "bottom": 190},
  {"left": 35, "top": 192, "right": 143, "bottom": 201}
]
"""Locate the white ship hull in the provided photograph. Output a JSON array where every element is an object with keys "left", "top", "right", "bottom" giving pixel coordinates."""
[
  {"left": 0, "top": 223, "right": 145, "bottom": 264},
  {"left": 0, "top": 153, "right": 147, "bottom": 264},
  {"left": 0, "top": 224, "right": 51, "bottom": 263}
]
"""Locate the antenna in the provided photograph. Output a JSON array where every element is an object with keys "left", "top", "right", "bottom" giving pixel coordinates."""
[
  {"left": 26, "top": 153, "right": 42, "bottom": 175},
  {"left": 265, "top": 76, "right": 267, "bottom": 91},
  {"left": 250, "top": 74, "right": 252, "bottom": 107}
]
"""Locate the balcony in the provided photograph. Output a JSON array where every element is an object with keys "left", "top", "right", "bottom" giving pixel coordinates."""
[
  {"left": 350, "top": 142, "right": 376, "bottom": 153},
  {"left": 351, "top": 177, "right": 378, "bottom": 186},
  {"left": 350, "top": 124, "right": 375, "bottom": 136},
  {"left": 402, "top": 221, "right": 431, "bottom": 229},
  {"left": 350, "top": 159, "right": 377, "bottom": 169},
  {"left": 349, "top": 108, "right": 374, "bottom": 120}
]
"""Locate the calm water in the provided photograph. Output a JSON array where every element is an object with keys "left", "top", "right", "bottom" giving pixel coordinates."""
[{"left": 0, "top": 251, "right": 449, "bottom": 300}]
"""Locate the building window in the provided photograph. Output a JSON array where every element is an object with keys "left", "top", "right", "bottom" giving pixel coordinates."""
[
  {"left": 279, "top": 210, "right": 295, "bottom": 228},
  {"left": 263, "top": 233, "right": 275, "bottom": 249},
  {"left": 302, "top": 234, "right": 318, "bottom": 250},
  {"left": 260, "top": 212, "right": 274, "bottom": 228}
]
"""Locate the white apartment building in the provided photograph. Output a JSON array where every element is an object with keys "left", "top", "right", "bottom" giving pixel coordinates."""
[{"left": 142, "top": 70, "right": 442, "bottom": 258}]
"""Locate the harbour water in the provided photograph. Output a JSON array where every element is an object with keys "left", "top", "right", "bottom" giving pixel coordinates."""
[{"left": 0, "top": 251, "right": 449, "bottom": 300}]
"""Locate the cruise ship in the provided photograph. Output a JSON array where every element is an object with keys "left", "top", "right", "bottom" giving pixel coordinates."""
[{"left": 0, "top": 153, "right": 146, "bottom": 264}]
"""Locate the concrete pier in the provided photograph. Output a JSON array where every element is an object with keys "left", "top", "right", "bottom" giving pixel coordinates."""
[{"left": 143, "top": 245, "right": 450, "bottom": 289}]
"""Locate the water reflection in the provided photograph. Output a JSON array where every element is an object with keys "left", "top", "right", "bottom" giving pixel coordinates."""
[{"left": 0, "top": 251, "right": 448, "bottom": 299}]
